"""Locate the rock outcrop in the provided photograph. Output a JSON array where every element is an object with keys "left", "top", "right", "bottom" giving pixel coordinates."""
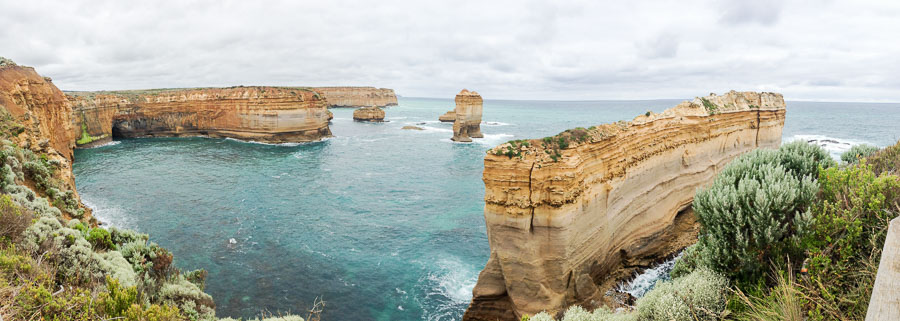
[
  {"left": 439, "top": 110, "right": 456, "bottom": 122},
  {"left": 0, "top": 62, "right": 87, "bottom": 218},
  {"left": 313, "top": 87, "right": 398, "bottom": 108},
  {"left": 451, "top": 89, "right": 483, "bottom": 142},
  {"left": 463, "top": 91, "right": 787, "bottom": 321},
  {"left": 402, "top": 125, "right": 424, "bottom": 130},
  {"left": 352, "top": 105, "right": 386, "bottom": 122},
  {"left": 68, "top": 87, "right": 332, "bottom": 145}
]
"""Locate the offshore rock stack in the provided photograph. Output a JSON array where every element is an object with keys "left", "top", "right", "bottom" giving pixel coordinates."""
[{"left": 450, "top": 89, "right": 484, "bottom": 142}]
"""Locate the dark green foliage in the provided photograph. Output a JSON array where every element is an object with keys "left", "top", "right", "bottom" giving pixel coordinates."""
[
  {"left": 0, "top": 194, "right": 32, "bottom": 242},
  {"left": 87, "top": 227, "right": 115, "bottom": 251},
  {"left": 799, "top": 162, "right": 900, "bottom": 320},
  {"left": 841, "top": 144, "right": 879, "bottom": 165},
  {"left": 701, "top": 97, "right": 718, "bottom": 114}
]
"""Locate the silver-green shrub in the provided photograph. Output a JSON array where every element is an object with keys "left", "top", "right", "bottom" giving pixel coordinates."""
[
  {"left": 777, "top": 140, "right": 835, "bottom": 178},
  {"left": 634, "top": 267, "right": 728, "bottom": 321},
  {"left": 840, "top": 144, "right": 879, "bottom": 164},
  {"left": 693, "top": 148, "right": 817, "bottom": 280}
]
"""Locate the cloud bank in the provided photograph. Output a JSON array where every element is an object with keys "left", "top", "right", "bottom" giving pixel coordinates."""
[{"left": 2, "top": 0, "right": 898, "bottom": 101}]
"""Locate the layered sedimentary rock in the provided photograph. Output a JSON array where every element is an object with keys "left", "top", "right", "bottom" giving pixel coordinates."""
[
  {"left": 68, "top": 87, "right": 332, "bottom": 145},
  {"left": 313, "top": 87, "right": 398, "bottom": 107},
  {"left": 439, "top": 110, "right": 456, "bottom": 122},
  {"left": 464, "top": 91, "right": 786, "bottom": 320},
  {"left": 352, "top": 106, "right": 386, "bottom": 121},
  {"left": 0, "top": 62, "right": 88, "bottom": 218},
  {"left": 0, "top": 64, "right": 77, "bottom": 186},
  {"left": 451, "top": 89, "right": 483, "bottom": 142}
]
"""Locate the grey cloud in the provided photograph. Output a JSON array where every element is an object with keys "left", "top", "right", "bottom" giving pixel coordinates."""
[{"left": 0, "top": 0, "right": 898, "bottom": 101}]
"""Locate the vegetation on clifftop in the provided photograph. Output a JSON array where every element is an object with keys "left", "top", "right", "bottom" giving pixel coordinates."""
[{"left": 521, "top": 140, "right": 900, "bottom": 321}]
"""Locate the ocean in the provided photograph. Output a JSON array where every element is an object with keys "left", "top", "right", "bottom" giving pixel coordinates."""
[{"left": 72, "top": 97, "right": 900, "bottom": 321}]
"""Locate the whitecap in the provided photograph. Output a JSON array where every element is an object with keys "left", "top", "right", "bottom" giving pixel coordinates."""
[
  {"left": 476, "top": 133, "right": 515, "bottom": 146},
  {"left": 787, "top": 134, "right": 873, "bottom": 159},
  {"left": 417, "top": 126, "right": 453, "bottom": 133},
  {"left": 79, "top": 140, "right": 121, "bottom": 148},
  {"left": 81, "top": 196, "right": 130, "bottom": 228},
  {"left": 482, "top": 121, "right": 513, "bottom": 126},
  {"left": 618, "top": 252, "right": 682, "bottom": 299}
]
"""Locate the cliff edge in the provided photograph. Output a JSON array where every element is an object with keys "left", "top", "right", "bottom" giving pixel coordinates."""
[
  {"left": 312, "top": 86, "right": 398, "bottom": 108},
  {"left": 68, "top": 87, "right": 332, "bottom": 145},
  {"left": 463, "top": 91, "right": 786, "bottom": 320}
]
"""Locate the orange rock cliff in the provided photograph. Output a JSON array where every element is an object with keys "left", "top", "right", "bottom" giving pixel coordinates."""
[
  {"left": 68, "top": 87, "right": 333, "bottom": 146},
  {"left": 312, "top": 87, "right": 398, "bottom": 107},
  {"left": 451, "top": 89, "right": 484, "bottom": 142},
  {"left": 463, "top": 91, "right": 786, "bottom": 320}
]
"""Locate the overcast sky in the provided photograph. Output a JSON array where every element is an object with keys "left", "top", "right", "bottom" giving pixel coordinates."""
[{"left": 2, "top": 0, "right": 899, "bottom": 101}]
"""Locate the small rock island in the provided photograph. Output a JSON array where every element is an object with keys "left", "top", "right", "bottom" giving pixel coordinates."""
[{"left": 352, "top": 105, "right": 386, "bottom": 122}]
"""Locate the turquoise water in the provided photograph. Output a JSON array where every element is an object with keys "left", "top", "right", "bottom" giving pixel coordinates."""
[{"left": 72, "top": 98, "right": 900, "bottom": 321}]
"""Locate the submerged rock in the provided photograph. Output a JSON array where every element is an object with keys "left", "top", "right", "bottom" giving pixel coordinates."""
[
  {"left": 353, "top": 106, "right": 386, "bottom": 122},
  {"left": 402, "top": 125, "right": 424, "bottom": 130}
]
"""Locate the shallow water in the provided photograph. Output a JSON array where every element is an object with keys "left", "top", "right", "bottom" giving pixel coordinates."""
[{"left": 72, "top": 97, "right": 900, "bottom": 320}]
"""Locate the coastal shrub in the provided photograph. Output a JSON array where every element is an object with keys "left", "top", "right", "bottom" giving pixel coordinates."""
[
  {"left": 87, "top": 226, "right": 115, "bottom": 250},
  {"left": 841, "top": 144, "right": 879, "bottom": 164},
  {"left": 776, "top": 140, "right": 835, "bottom": 178},
  {"left": 0, "top": 194, "right": 32, "bottom": 242},
  {"left": 634, "top": 267, "right": 729, "bottom": 321},
  {"left": 867, "top": 140, "right": 900, "bottom": 175},
  {"left": 692, "top": 148, "right": 817, "bottom": 282},
  {"left": 157, "top": 275, "right": 216, "bottom": 320},
  {"left": 733, "top": 271, "right": 804, "bottom": 321},
  {"left": 799, "top": 162, "right": 900, "bottom": 320}
]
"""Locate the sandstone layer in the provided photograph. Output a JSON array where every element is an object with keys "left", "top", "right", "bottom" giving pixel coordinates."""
[
  {"left": 352, "top": 106, "right": 386, "bottom": 122},
  {"left": 0, "top": 63, "right": 87, "bottom": 218},
  {"left": 68, "top": 87, "right": 332, "bottom": 145},
  {"left": 313, "top": 87, "right": 398, "bottom": 108},
  {"left": 463, "top": 91, "right": 786, "bottom": 320},
  {"left": 439, "top": 110, "right": 456, "bottom": 122},
  {"left": 451, "top": 89, "right": 483, "bottom": 142}
]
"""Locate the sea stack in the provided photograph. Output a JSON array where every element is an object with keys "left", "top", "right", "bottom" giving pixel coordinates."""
[
  {"left": 450, "top": 89, "right": 483, "bottom": 142},
  {"left": 463, "top": 91, "right": 787, "bottom": 320},
  {"left": 352, "top": 105, "right": 386, "bottom": 122}
]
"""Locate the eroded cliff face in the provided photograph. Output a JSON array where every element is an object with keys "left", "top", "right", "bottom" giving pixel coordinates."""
[
  {"left": 68, "top": 87, "right": 332, "bottom": 145},
  {"left": 312, "top": 87, "right": 398, "bottom": 107},
  {"left": 451, "top": 89, "right": 483, "bottom": 142},
  {"left": 464, "top": 91, "right": 786, "bottom": 320},
  {"left": 0, "top": 65, "right": 77, "bottom": 187}
]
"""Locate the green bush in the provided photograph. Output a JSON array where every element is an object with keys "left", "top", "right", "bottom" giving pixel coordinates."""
[
  {"left": 867, "top": 140, "right": 900, "bottom": 175},
  {"left": 777, "top": 140, "right": 835, "bottom": 179},
  {"left": 841, "top": 144, "right": 879, "bottom": 164},
  {"left": 692, "top": 147, "right": 818, "bottom": 282},
  {"left": 0, "top": 194, "right": 32, "bottom": 242},
  {"left": 87, "top": 227, "right": 115, "bottom": 250},
  {"left": 635, "top": 267, "right": 729, "bottom": 321},
  {"left": 799, "top": 163, "right": 900, "bottom": 320}
]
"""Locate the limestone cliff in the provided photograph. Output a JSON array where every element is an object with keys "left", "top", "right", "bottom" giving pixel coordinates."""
[
  {"left": 313, "top": 87, "right": 398, "bottom": 108},
  {"left": 463, "top": 91, "right": 786, "bottom": 320},
  {"left": 451, "top": 89, "right": 483, "bottom": 142},
  {"left": 68, "top": 87, "right": 332, "bottom": 145},
  {"left": 0, "top": 64, "right": 78, "bottom": 188},
  {"left": 352, "top": 106, "right": 386, "bottom": 122},
  {"left": 439, "top": 110, "right": 456, "bottom": 122}
]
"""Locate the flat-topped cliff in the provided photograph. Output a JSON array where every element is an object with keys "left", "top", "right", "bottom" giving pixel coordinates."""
[
  {"left": 312, "top": 86, "right": 398, "bottom": 108},
  {"left": 463, "top": 91, "right": 786, "bottom": 320},
  {"left": 451, "top": 89, "right": 484, "bottom": 142},
  {"left": 68, "top": 87, "right": 332, "bottom": 145}
]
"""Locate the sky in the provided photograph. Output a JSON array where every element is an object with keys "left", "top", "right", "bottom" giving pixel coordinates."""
[{"left": 1, "top": 0, "right": 899, "bottom": 101}]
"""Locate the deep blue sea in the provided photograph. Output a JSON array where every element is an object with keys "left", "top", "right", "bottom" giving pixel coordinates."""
[{"left": 72, "top": 98, "right": 900, "bottom": 321}]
